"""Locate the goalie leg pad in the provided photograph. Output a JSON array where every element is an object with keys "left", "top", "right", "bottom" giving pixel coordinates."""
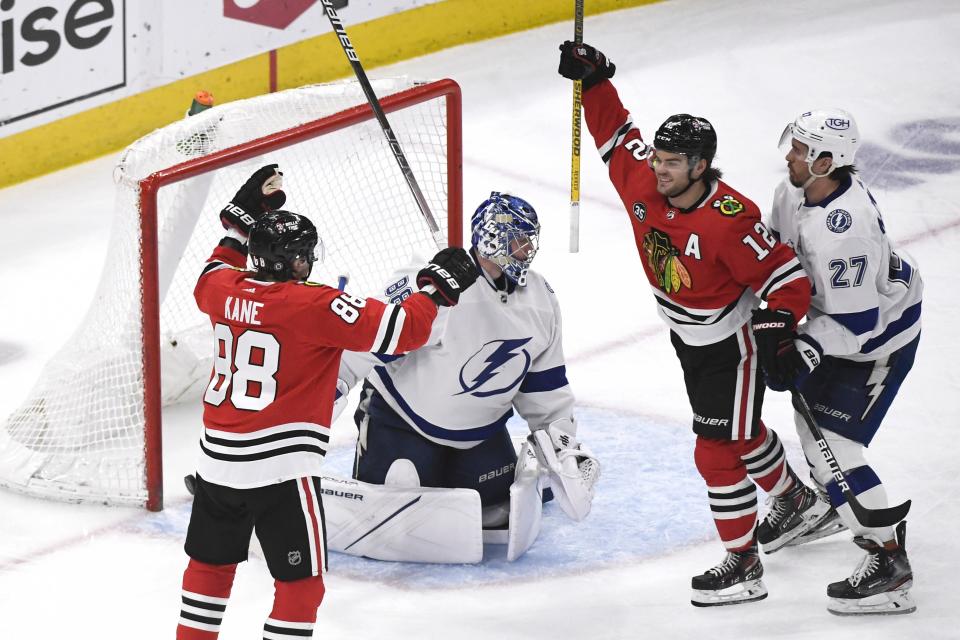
[
  {"left": 507, "top": 439, "right": 543, "bottom": 561},
  {"left": 321, "top": 474, "right": 483, "bottom": 564}
]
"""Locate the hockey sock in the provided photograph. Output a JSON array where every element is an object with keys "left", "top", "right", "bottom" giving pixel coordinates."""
[
  {"left": 695, "top": 436, "right": 758, "bottom": 551},
  {"left": 742, "top": 424, "right": 793, "bottom": 496},
  {"left": 264, "top": 575, "right": 325, "bottom": 638},
  {"left": 177, "top": 559, "right": 237, "bottom": 639}
]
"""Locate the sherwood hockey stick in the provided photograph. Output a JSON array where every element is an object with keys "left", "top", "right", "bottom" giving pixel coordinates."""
[
  {"left": 320, "top": 0, "right": 445, "bottom": 249},
  {"left": 568, "top": 0, "right": 585, "bottom": 253},
  {"left": 791, "top": 388, "right": 910, "bottom": 528}
]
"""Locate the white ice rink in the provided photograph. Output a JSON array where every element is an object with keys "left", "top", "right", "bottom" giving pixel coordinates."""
[{"left": 2, "top": 0, "right": 959, "bottom": 637}]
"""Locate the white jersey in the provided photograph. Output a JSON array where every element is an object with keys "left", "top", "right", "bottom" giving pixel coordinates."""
[
  {"left": 338, "top": 255, "right": 575, "bottom": 449},
  {"left": 768, "top": 175, "right": 923, "bottom": 362}
]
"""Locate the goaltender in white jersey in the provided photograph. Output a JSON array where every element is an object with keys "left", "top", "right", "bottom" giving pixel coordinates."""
[
  {"left": 323, "top": 192, "right": 599, "bottom": 564},
  {"left": 760, "top": 109, "right": 921, "bottom": 616}
]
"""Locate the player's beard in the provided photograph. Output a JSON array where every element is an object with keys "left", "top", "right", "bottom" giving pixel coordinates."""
[
  {"left": 657, "top": 175, "right": 692, "bottom": 198},
  {"left": 787, "top": 164, "right": 808, "bottom": 188}
]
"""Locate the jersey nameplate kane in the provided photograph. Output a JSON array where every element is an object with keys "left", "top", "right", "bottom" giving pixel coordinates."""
[{"left": 224, "top": 296, "right": 264, "bottom": 325}]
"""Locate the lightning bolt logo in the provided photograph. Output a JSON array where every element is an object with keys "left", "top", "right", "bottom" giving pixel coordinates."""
[
  {"left": 458, "top": 338, "right": 533, "bottom": 397},
  {"left": 861, "top": 359, "right": 889, "bottom": 420}
]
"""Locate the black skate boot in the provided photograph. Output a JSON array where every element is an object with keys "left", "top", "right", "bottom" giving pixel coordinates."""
[
  {"left": 827, "top": 521, "right": 916, "bottom": 616},
  {"left": 786, "top": 503, "right": 848, "bottom": 547},
  {"left": 756, "top": 482, "right": 830, "bottom": 553},
  {"left": 691, "top": 542, "right": 767, "bottom": 607}
]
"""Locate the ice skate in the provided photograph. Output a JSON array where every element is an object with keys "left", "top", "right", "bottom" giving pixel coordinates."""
[
  {"left": 786, "top": 503, "right": 848, "bottom": 546},
  {"left": 827, "top": 521, "right": 916, "bottom": 616},
  {"left": 691, "top": 543, "right": 768, "bottom": 607},
  {"left": 756, "top": 483, "right": 830, "bottom": 553}
]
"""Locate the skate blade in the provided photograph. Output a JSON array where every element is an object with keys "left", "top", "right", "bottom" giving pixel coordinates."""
[
  {"left": 691, "top": 579, "right": 768, "bottom": 607},
  {"left": 828, "top": 584, "right": 916, "bottom": 616},
  {"left": 762, "top": 503, "right": 832, "bottom": 554},
  {"left": 785, "top": 520, "right": 848, "bottom": 547}
]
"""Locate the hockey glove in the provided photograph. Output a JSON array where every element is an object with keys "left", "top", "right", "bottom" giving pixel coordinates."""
[
  {"left": 219, "top": 164, "right": 286, "bottom": 237},
  {"left": 751, "top": 308, "right": 796, "bottom": 387},
  {"left": 416, "top": 247, "right": 479, "bottom": 307},
  {"left": 558, "top": 41, "right": 616, "bottom": 90},
  {"left": 766, "top": 333, "right": 824, "bottom": 391},
  {"left": 531, "top": 419, "right": 600, "bottom": 522}
]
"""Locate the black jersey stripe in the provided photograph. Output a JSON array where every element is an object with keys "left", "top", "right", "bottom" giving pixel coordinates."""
[
  {"left": 200, "top": 261, "right": 228, "bottom": 278},
  {"left": 658, "top": 293, "right": 743, "bottom": 325},
  {"left": 760, "top": 262, "right": 805, "bottom": 300},
  {"left": 374, "top": 305, "right": 402, "bottom": 354},
  {"left": 601, "top": 121, "right": 635, "bottom": 164},
  {"left": 200, "top": 441, "right": 328, "bottom": 462},
  {"left": 203, "top": 429, "right": 329, "bottom": 448}
]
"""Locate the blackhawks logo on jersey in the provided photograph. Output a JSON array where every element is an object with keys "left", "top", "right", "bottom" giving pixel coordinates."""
[
  {"left": 712, "top": 194, "right": 744, "bottom": 216},
  {"left": 642, "top": 228, "right": 692, "bottom": 293}
]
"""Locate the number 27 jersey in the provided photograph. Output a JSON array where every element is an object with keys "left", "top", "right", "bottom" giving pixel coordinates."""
[{"left": 192, "top": 243, "right": 437, "bottom": 488}]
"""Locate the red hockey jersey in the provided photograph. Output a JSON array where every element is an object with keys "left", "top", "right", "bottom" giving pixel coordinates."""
[
  {"left": 582, "top": 81, "right": 810, "bottom": 346},
  {"left": 192, "top": 243, "right": 437, "bottom": 488}
]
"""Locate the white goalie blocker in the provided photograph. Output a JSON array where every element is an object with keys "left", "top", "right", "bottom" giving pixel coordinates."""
[{"left": 323, "top": 419, "right": 600, "bottom": 564}]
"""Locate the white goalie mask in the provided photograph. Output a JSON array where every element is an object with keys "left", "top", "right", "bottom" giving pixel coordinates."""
[{"left": 779, "top": 108, "right": 860, "bottom": 176}]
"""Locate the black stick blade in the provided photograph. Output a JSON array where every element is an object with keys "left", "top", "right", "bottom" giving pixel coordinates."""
[{"left": 853, "top": 498, "right": 911, "bottom": 528}]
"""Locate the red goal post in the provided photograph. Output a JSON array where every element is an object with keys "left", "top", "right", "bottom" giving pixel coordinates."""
[{"left": 0, "top": 78, "right": 463, "bottom": 511}]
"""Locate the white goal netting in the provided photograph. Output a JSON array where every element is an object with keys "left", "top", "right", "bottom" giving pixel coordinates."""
[{"left": 0, "top": 78, "right": 459, "bottom": 508}]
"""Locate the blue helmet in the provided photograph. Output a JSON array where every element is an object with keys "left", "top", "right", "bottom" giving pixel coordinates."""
[{"left": 470, "top": 192, "right": 540, "bottom": 286}]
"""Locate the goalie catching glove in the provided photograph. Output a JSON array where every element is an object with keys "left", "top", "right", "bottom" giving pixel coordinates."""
[
  {"left": 416, "top": 247, "right": 479, "bottom": 306},
  {"left": 531, "top": 419, "right": 600, "bottom": 521},
  {"left": 219, "top": 164, "right": 287, "bottom": 238}
]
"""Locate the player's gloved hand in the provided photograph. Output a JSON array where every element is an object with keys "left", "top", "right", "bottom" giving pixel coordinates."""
[
  {"left": 558, "top": 41, "right": 616, "bottom": 90},
  {"left": 766, "top": 333, "right": 824, "bottom": 391},
  {"left": 220, "top": 164, "right": 286, "bottom": 237},
  {"left": 416, "top": 247, "right": 479, "bottom": 307},
  {"left": 751, "top": 308, "right": 796, "bottom": 388}
]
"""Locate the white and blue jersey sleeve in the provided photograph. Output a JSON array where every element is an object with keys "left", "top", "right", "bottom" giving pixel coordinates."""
[
  {"left": 338, "top": 262, "right": 574, "bottom": 449},
  {"left": 769, "top": 176, "right": 922, "bottom": 361}
]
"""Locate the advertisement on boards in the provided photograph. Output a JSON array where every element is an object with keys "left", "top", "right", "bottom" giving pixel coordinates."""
[
  {"left": 0, "top": 0, "right": 443, "bottom": 138},
  {"left": 0, "top": 0, "right": 126, "bottom": 126}
]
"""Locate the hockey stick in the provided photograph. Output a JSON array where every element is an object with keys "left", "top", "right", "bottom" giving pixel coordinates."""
[
  {"left": 791, "top": 388, "right": 910, "bottom": 528},
  {"left": 320, "top": 0, "right": 445, "bottom": 249},
  {"left": 568, "top": 0, "right": 585, "bottom": 253}
]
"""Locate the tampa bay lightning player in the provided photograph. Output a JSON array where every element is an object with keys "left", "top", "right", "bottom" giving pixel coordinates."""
[
  {"left": 324, "top": 192, "right": 599, "bottom": 564},
  {"left": 758, "top": 109, "right": 922, "bottom": 616}
]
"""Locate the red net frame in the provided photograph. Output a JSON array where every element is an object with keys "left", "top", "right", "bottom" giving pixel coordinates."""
[{"left": 138, "top": 80, "right": 463, "bottom": 510}]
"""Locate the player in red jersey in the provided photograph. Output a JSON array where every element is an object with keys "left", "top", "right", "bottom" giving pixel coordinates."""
[
  {"left": 559, "top": 43, "right": 831, "bottom": 607},
  {"left": 176, "top": 165, "right": 478, "bottom": 639}
]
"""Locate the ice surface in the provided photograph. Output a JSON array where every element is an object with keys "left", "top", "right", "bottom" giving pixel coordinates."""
[{"left": 1, "top": 0, "right": 958, "bottom": 637}]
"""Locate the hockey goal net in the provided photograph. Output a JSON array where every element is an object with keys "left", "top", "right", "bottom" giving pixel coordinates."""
[{"left": 0, "top": 78, "right": 462, "bottom": 511}]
